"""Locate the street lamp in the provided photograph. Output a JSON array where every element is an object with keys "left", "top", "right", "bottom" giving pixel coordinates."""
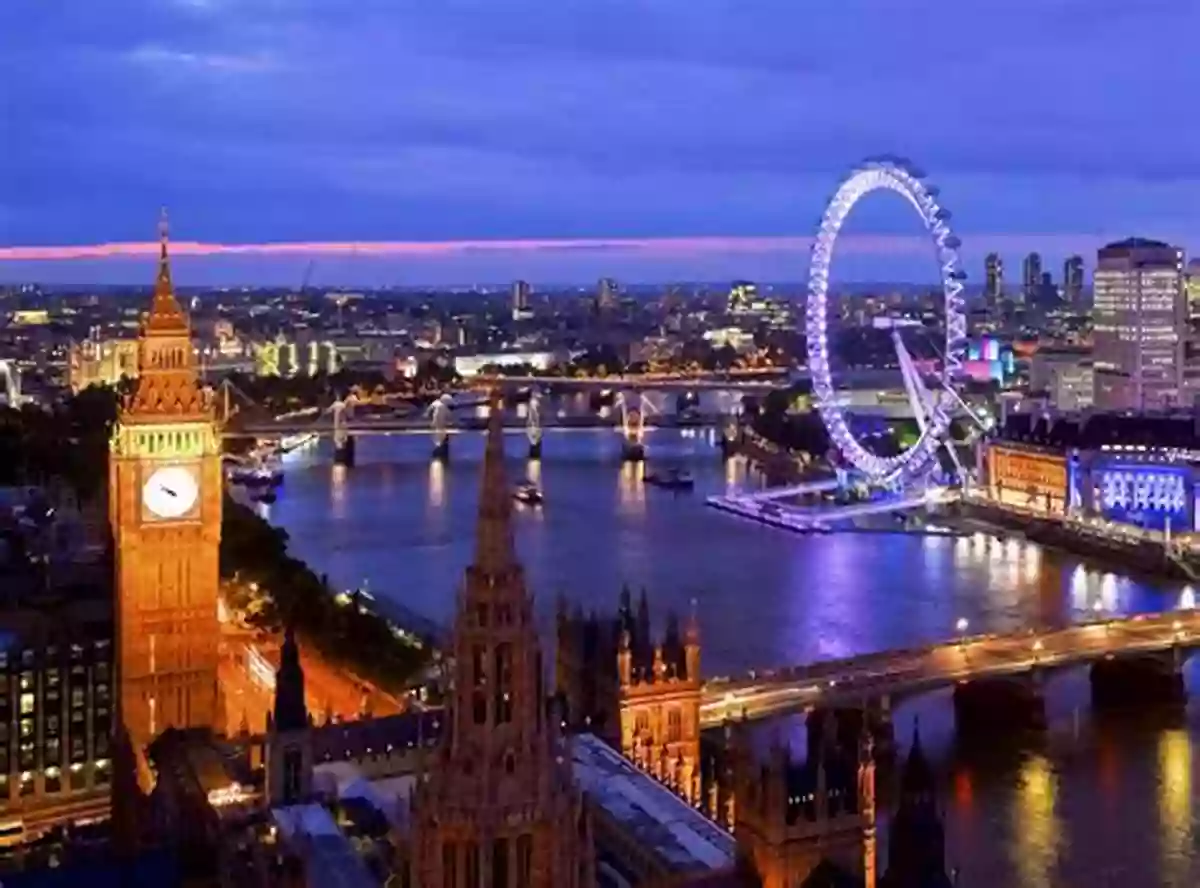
[
  {"left": 1032, "top": 638, "right": 1044, "bottom": 663},
  {"left": 956, "top": 617, "right": 969, "bottom": 651}
]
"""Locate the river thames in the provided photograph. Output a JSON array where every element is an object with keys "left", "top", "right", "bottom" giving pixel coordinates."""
[{"left": 264, "top": 424, "right": 1200, "bottom": 888}]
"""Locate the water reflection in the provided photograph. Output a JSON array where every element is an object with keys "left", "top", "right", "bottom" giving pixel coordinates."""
[
  {"left": 330, "top": 463, "right": 348, "bottom": 518},
  {"left": 1014, "top": 754, "right": 1061, "bottom": 888},
  {"left": 1180, "top": 587, "right": 1196, "bottom": 610},
  {"left": 1157, "top": 729, "right": 1192, "bottom": 882},
  {"left": 617, "top": 461, "right": 645, "bottom": 515},
  {"left": 424, "top": 459, "right": 445, "bottom": 510}
]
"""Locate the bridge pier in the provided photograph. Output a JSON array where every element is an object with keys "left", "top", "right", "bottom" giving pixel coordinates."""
[
  {"left": 432, "top": 435, "right": 451, "bottom": 463},
  {"left": 1090, "top": 652, "right": 1186, "bottom": 709},
  {"left": 953, "top": 676, "right": 1046, "bottom": 736},
  {"left": 719, "top": 430, "right": 742, "bottom": 460},
  {"left": 333, "top": 434, "right": 356, "bottom": 468}
]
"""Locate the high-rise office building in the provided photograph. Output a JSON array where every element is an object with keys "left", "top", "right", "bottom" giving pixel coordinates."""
[
  {"left": 1182, "top": 259, "right": 1200, "bottom": 405},
  {"left": 511, "top": 280, "right": 532, "bottom": 320},
  {"left": 984, "top": 254, "right": 1003, "bottom": 314},
  {"left": 1063, "top": 255, "right": 1085, "bottom": 308},
  {"left": 0, "top": 598, "right": 115, "bottom": 843},
  {"left": 596, "top": 278, "right": 619, "bottom": 313},
  {"left": 1034, "top": 271, "right": 1059, "bottom": 312},
  {"left": 1092, "top": 238, "right": 1185, "bottom": 411},
  {"left": 1022, "top": 252, "right": 1042, "bottom": 306},
  {"left": 728, "top": 280, "right": 758, "bottom": 314}
]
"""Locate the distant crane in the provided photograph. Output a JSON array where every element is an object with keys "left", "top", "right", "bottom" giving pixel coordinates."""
[{"left": 298, "top": 259, "right": 316, "bottom": 294}]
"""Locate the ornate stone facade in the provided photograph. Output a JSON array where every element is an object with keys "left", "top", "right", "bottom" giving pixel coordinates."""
[
  {"left": 556, "top": 587, "right": 704, "bottom": 807},
  {"left": 732, "top": 718, "right": 877, "bottom": 888}
]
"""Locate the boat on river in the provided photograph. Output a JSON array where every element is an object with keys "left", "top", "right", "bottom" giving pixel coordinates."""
[
  {"left": 513, "top": 484, "right": 543, "bottom": 506},
  {"left": 644, "top": 468, "right": 695, "bottom": 491}
]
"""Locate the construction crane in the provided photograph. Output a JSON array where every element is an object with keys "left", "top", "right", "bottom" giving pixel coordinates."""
[{"left": 298, "top": 259, "right": 316, "bottom": 294}]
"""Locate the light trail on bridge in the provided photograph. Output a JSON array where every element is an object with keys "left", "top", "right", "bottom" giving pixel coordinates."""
[{"left": 700, "top": 608, "right": 1200, "bottom": 726}]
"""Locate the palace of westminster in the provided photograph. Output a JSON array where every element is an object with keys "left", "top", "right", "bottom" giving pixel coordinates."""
[{"left": 0, "top": 221, "right": 953, "bottom": 887}]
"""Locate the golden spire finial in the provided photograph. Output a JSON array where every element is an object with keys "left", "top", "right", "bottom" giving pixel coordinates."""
[{"left": 157, "top": 207, "right": 171, "bottom": 283}]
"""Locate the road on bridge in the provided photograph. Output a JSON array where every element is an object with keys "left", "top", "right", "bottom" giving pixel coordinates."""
[{"left": 700, "top": 609, "right": 1200, "bottom": 726}]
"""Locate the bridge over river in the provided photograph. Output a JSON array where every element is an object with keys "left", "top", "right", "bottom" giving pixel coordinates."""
[
  {"left": 230, "top": 410, "right": 726, "bottom": 439},
  {"left": 698, "top": 608, "right": 1200, "bottom": 727}
]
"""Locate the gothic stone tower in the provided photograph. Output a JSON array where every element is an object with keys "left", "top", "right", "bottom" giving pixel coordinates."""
[
  {"left": 265, "top": 626, "right": 314, "bottom": 807},
  {"left": 880, "top": 723, "right": 952, "bottom": 888},
  {"left": 411, "top": 394, "right": 595, "bottom": 888},
  {"left": 617, "top": 591, "right": 702, "bottom": 804},
  {"left": 733, "top": 716, "right": 877, "bottom": 888},
  {"left": 109, "top": 213, "right": 223, "bottom": 746}
]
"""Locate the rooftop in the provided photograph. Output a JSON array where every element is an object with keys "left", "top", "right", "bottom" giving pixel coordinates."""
[
  {"left": 272, "top": 804, "right": 376, "bottom": 888},
  {"left": 571, "top": 732, "right": 735, "bottom": 875},
  {"left": 313, "top": 760, "right": 417, "bottom": 831},
  {"left": 313, "top": 709, "right": 441, "bottom": 763},
  {"left": 1103, "top": 237, "right": 1172, "bottom": 250}
]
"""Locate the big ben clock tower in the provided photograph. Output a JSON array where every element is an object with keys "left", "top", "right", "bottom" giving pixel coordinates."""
[{"left": 109, "top": 213, "right": 223, "bottom": 745}]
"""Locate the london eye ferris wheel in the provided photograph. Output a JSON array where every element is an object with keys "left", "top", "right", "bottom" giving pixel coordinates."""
[{"left": 804, "top": 157, "right": 970, "bottom": 487}]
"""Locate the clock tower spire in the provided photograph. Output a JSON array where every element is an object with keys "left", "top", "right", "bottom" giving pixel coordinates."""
[{"left": 109, "top": 213, "right": 224, "bottom": 747}]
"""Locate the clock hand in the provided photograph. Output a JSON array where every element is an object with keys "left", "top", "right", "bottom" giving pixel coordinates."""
[{"left": 160, "top": 485, "right": 178, "bottom": 498}]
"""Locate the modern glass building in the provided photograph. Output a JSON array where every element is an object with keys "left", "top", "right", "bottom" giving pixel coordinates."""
[{"left": 1092, "top": 238, "right": 1185, "bottom": 411}]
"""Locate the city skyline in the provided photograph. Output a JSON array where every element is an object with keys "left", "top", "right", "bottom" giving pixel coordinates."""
[
  {"left": 0, "top": 233, "right": 1171, "bottom": 288},
  {"left": 5, "top": 0, "right": 1200, "bottom": 282}
]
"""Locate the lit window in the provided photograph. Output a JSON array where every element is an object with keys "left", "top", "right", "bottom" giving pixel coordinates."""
[{"left": 18, "top": 694, "right": 33, "bottom": 715}]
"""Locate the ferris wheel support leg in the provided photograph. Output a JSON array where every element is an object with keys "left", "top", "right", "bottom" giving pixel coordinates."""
[{"left": 893, "top": 331, "right": 932, "bottom": 436}]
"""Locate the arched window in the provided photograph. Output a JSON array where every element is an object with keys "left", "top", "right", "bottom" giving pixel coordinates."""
[
  {"left": 667, "top": 708, "right": 682, "bottom": 743},
  {"left": 494, "top": 643, "right": 513, "bottom": 724},
  {"left": 516, "top": 834, "right": 533, "bottom": 884}
]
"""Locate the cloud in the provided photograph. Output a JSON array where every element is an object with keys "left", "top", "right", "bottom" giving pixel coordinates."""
[
  {"left": 4, "top": 0, "right": 1200, "bottom": 279},
  {"left": 124, "top": 43, "right": 278, "bottom": 73}
]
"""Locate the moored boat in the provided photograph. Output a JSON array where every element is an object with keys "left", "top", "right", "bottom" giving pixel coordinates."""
[{"left": 513, "top": 483, "right": 543, "bottom": 505}]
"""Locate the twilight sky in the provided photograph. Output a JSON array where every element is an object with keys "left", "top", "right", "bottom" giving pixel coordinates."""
[{"left": 3, "top": 0, "right": 1199, "bottom": 286}]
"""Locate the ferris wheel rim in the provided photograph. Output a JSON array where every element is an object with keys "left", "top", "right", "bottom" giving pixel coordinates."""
[{"left": 804, "top": 159, "right": 968, "bottom": 486}]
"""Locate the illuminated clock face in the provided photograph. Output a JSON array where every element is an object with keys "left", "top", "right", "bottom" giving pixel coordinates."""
[{"left": 142, "top": 466, "right": 200, "bottom": 520}]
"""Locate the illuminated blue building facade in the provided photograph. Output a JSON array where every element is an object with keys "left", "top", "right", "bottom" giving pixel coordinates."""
[{"left": 1078, "top": 452, "right": 1200, "bottom": 532}]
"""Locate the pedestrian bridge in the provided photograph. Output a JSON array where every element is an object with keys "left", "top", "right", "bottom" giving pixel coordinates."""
[{"left": 699, "top": 608, "right": 1200, "bottom": 727}]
